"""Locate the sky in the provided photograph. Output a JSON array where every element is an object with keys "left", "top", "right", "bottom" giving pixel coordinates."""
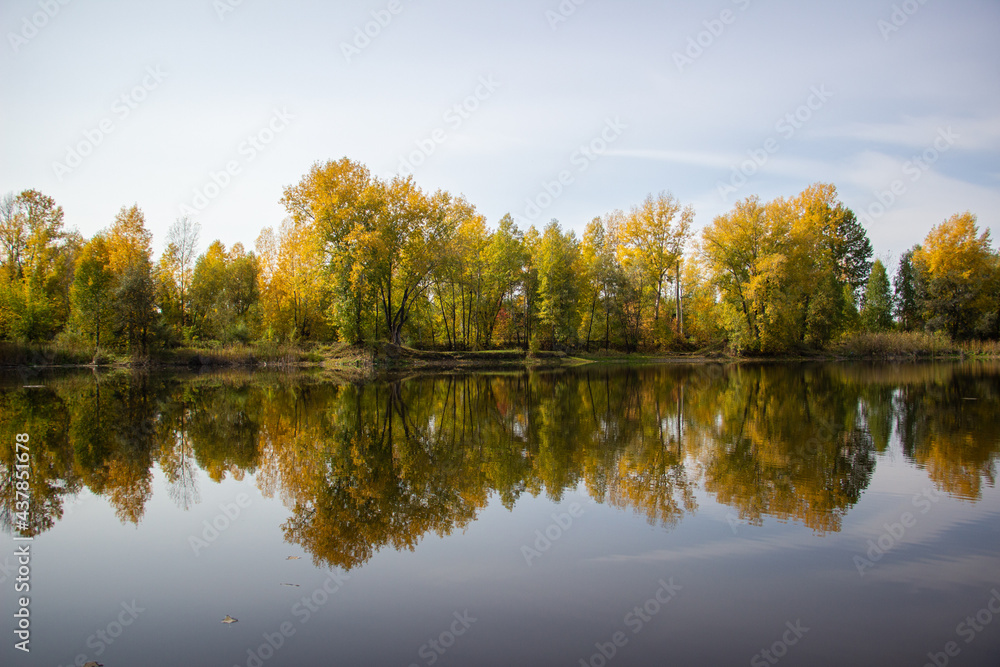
[{"left": 1, "top": 0, "right": 998, "bottom": 264}]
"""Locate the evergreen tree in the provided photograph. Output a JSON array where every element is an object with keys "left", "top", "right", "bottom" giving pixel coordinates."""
[{"left": 860, "top": 259, "right": 894, "bottom": 332}]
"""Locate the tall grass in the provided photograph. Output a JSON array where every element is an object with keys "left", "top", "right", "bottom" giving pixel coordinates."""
[
  {"left": 0, "top": 341, "right": 95, "bottom": 366},
  {"left": 961, "top": 339, "right": 1000, "bottom": 357},
  {"left": 833, "top": 331, "right": 956, "bottom": 359},
  {"left": 170, "top": 342, "right": 319, "bottom": 367}
]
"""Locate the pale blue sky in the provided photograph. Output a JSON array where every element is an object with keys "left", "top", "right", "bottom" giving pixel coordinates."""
[{"left": 1, "top": 0, "right": 997, "bottom": 262}]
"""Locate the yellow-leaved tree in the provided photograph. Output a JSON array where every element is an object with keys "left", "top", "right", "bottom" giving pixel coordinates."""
[
  {"left": 912, "top": 212, "right": 997, "bottom": 339},
  {"left": 256, "top": 217, "right": 329, "bottom": 342},
  {"left": 107, "top": 204, "right": 155, "bottom": 353},
  {"left": 617, "top": 192, "right": 694, "bottom": 341}
]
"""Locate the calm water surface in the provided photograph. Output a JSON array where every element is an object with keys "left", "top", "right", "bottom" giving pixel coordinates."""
[{"left": 1, "top": 362, "right": 999, "bottom": 666}]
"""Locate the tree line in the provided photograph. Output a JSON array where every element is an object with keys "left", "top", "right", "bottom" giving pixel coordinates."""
[
  {"left": 1, "top": 159, "right": 998, "bottom": 356},
  {"left": 4, "top": 364, "right": 996, "bottom": 554}
]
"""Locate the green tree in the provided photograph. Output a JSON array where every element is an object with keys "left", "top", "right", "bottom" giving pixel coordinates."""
[
  {"left": 535, "top": 220, "right": 581, "bottom": 347},
  {"left": 700, "top": 196, "right": 793, "bottom": 353},
  {"left": 189, "top": 241, "right": 261, "bottom": 342},
  {"left": 579, "top": 217, "right": 610, "bottom": 351},
  {"left": 283, "top": 159, "right": 453, "bottom": 346},
  {"left": 860, "top": 259, "right": 894, "bottom": 332},
  {"left": 0, "top": 189, "right": 76, "bottom": 341},
  {"left": 893, "top": 248, "right": 923, "bottom": 331},
  {"left": 70, "top": 235, "right": 114, "bottom": 356},
  {"left": 480, "top": 214, "right": 526, "bottom": 348}
]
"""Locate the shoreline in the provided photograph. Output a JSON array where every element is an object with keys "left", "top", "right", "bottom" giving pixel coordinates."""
[{"left": 2, "top": 342, "right": 997, "bottom": 378}]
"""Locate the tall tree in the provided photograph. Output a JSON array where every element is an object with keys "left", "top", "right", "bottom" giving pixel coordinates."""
[
  {"left": 860, "top": 259, "right": 894, "bottom": 332},
  {"left": 107, "top": 204, "right": 155, "bottom": 353},
  {"left": 619, "top": 192, "right": 694, "bottom": 330},
  {"left": 912, "top": 212, "right": 995, "bottom": 339},
  {"left": 189, "top": 241, "right": 261, "bottom": 342},
  {"left": 70, "top": 235, "right": 114, "bottom": 357},
  {"left": 354, "top": 178, "right": 451, "bottom": 345},
  {"left": 162, "top": 216, "right": 200, "bottom": 331},
  {"left": 579, "top": 217, "right": 607, "bottom": 352},
  {"left": 701, "top": 196, "right": 785, "bottom": 352},
  {"left": 796, "top": 183, "right": 873, "bottom": 297},
  {"left": 893, "top": 248, "right": 922, "bottom": 332},
  {"left": 282, "top": 159, "right": 390, "bottom": 344},
  {"left": 0, "top": 191, "right": 26, "bottom": 281},
  {"left": 285, "top": 162, "right": 453, "bottom": 346},
  {"left": 257, "top": 219, "right": 326, "bottom": 342},
  {"left": 535, "top": 220, "right": 581, "bottom": 347},
  {"left": 0, "top": 190, "right": 74, "bottom": 340},
  {"left": 480, "top": 214, "right": 526, "bottom": 348}
]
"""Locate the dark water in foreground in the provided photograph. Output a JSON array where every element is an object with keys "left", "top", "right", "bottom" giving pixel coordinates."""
[{"left": 1, "top": 362, "right": 999, "bottom": 667}]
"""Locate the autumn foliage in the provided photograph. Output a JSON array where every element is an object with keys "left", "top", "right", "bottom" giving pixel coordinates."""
[{"left": 1, "top": 162, "right": 998, "bottom": 356}]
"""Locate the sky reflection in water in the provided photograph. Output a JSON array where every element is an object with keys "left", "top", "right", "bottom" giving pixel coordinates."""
[{"left": 1, "top": 362, "right": 999, "bottom": 666}]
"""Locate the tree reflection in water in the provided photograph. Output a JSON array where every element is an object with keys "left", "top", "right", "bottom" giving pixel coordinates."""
[{"left": 1, "top": 362, "right": 997, "bottom": 568}]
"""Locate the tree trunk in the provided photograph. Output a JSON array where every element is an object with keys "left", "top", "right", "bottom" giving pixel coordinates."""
[
  {"left": 675, "top": 261, "right": 683, "bottom": 338},
  {"left": 654, "top": 275, "right": 662, "bottom": 323},
  {"left": 585, "top": 296, "right": 596, "bottom": 352},
  {"left": 93, "top": 305, "right": 101, "bottom": 363}
]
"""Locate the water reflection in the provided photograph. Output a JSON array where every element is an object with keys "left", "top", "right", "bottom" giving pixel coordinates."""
[{"left": 2, "top": 362, "right": 998, "bottom": 568}]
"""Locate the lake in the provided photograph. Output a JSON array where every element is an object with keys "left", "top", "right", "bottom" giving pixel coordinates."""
[{"left": 1, "top": 362, "right": 999, "bottom": 666}]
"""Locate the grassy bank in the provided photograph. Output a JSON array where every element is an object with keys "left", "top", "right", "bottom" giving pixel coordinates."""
[
  {"left": 830, "top": 332, "right": 1000, "bottom": 360},
  {"left": 2, "top": 333, "right": 998, "bottom": 373},
  {"left": 0, "top": 341, "right": 322, "bottom": 369}
]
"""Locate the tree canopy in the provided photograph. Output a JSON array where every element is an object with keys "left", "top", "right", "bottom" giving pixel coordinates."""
[{"left": 1, "top": 166, "right": 997, "bottom": 355}]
